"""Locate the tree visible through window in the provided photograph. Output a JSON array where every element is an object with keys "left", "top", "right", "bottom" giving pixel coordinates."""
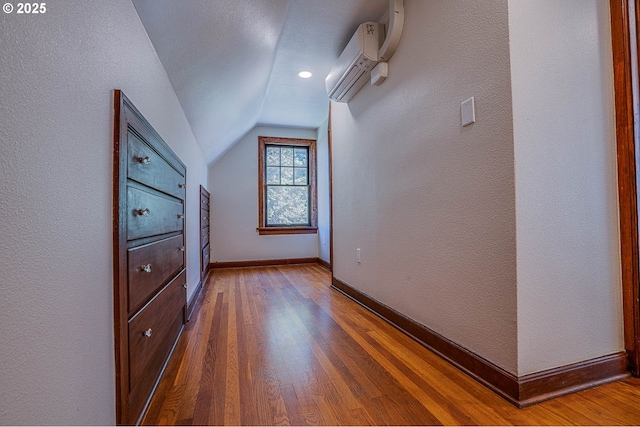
[{"left": 258, "top": 136, "right": 317, "bottom": 235}]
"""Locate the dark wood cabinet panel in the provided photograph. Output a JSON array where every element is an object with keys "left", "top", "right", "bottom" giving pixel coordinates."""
[
  {"left": 127, "top": 130, "right": 186, "bottom": 200},
  {"left": 200, "top": 186, "right": 210, "bottom": 205},
  {"left": 201, "top": 226, "right": 209, "bottom": 248},
  {"left": 200, "top": 186, "right": 210, "bottom": 282},
  {"left": 128, "top": 270, "right": 186, "bottom": 394},
  {"left": 201, "top": 244, "right": 210, "bottom": 272},
  {"left": 114, "top": 90, "right": 187, "bottom": 425},
  {"left": 200, "top": 207, "right": 210, "bottom": 228},
  {"left": 127, "top": 235, "right": 184, "bottom": 314},
  {"left": 126, "top": 186, "right": 184, "bottom": 241}
]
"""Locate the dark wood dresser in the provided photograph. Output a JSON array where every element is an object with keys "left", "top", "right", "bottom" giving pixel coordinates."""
[
  {"left": 200, "top": 185, "right": 210, "bottom": 281},
  {"left": 113, "top": 90, "right": 187, "bottom": 425}
]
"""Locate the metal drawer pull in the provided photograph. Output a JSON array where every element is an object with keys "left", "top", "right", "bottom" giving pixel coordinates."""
[
  {"left": 179, "top": 183, "right": 186, "bottom": 189},
  {"left": 143, "top": 328, "right": 152, "bottom": 337},
  {"left": 136, "top": 208, "right": 150, "bottom": 217},
  {"left": 179, "top": 246, "right": 185, "bottom": 252},
  {"left": 183, "top": 283, "right": 188, "bottom": 289},
  {"left": 140, "top": 264, "right": 152, "bottom": 273},
  {"left": 177, "top": 213, "right": 185, "bottom": 219},
  {"left": 137, "top": 156, "right": 151, "bottom": 165},
  {"left": 203, "top": 216, "right": 207, "bottom": 220}
]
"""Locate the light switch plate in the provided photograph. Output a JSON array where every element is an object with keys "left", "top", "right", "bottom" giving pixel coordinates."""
[{"left": 461, "top": 97, "right": 476, "bottom": 127}]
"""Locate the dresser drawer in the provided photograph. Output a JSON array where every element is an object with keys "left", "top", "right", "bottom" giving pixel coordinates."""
[
  {"left": 201, "top": 207, "right": 210, "bottom": 228},
  {"left": 128, "top": 131, "right": 186, "bottom": 200},
  {"left": 127, "top": 235, "right": 185, "bottom": 314},
  {"left": 128, "top": 270, "right": 186, "bottom": 395},
  {"left": 201, "top": 245, "right": 210, "bottom": 272},
  {"left": 127, "top": 186, "right": 184, "bottom": 241},
  {"left": 200, "top": 187, "right": 209, "bottom": 206},
  {"left": 201, "top": 226, "right": 209, "bottom": 248}
]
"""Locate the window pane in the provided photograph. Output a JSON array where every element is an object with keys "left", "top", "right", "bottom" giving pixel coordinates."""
[
  {"left": 294, "top": 148, "right": 307, "bottom": 167},
  {"left": 281, "top": 147, "right": 293, "bottom": 166},
  {"left": 266, "top": 146, "right": 280, "bottom": 166},
  {"left": 267, "top": 186, "right": 309, "bottom": 225},
  {"left": 281, "top": 167, "right": 293, "bottom": 185},
  {"left": 266, "top": 167, "right": 280, "bottom": 184},
  {"left": 294, "top": 168, "right": 307, "bottom": 185}
]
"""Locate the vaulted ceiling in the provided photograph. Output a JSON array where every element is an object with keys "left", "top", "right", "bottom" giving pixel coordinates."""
[{"left": 132, "top": 0, "right": 388, "bottom": 164}]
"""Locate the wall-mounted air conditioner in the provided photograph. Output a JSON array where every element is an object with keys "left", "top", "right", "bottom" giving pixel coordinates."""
[
  {"left": 325, "top": 22, "right": 383, "bottom": 103},
  {"left": 325, "top": 0, "right": 405, "bottom": 103}
]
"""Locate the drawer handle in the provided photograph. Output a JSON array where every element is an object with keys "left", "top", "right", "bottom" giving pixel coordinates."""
[
  {"left": 203, "top": 216, "right": 207, "bottom": 220},
  {"left": 140, "top": 264, "right": 152, "bottom": 273},
  {"left": 183, "top": 283, "right": 188, "bottom": 289},
  {"left": 179, "top": 246, "right": 185, "bottom": 252},
  {"left": 143, "top": 328, "right": 152, "bottom": 338},
  {"left": 177, "top": 213, "right": 185, "bottom": 219},
  {"left": 136, "top": 208, "right": 150, "bottom": 217},
  {"left": 179, "top": 183, "right": 186, "bottom": 189},
  {"left": 137, "top": 156, "right": 151, "bottom": 165}
]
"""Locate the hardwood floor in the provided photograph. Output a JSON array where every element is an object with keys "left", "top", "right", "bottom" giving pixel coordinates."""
[{"left": 142, "top": 264, "right": 640, "bottom": 426}]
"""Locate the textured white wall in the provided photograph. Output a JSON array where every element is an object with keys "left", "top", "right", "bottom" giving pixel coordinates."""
[
  {"left": 0, "top": 0, "right": 207, "bottom": 424},
  {"left": 209, "top": 125, "right": 320, "bottom": 262},
  {"left": 508, "top": 0, "right": 622, "bottom": 375},
  {"left": 316, "top": 119, "right": 331, "bottom": 264},
  {"left": 331, "top": 0, "right": 518, "bottom": 373}
]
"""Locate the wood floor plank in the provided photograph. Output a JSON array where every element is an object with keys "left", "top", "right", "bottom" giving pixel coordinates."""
[
  {"left": 278, "top": 290, "right": 363, "bottom": 412},
  {"left": 142, "top": 264, "right": 640, "bottom": 426},
  {"left": 309, "top": 298, "right": 452, "bottom": 424},
  {"left": 236, "top": 273, "right": 260, "bottom": 426},
  {"left": 293, "top": 302, "right": 444, "bottom": 425},
  {"left": 370, "top": 395, "right": 422, "bottom": 426},
  {"left": 366, "top": 329, "right": 502, "bottom": 425},
  {"left": 348, "top": 407, "right": 375, "bottom": 426},
  {"left": 223, "top": 279, "right": 241, "bottom": 425},
  {"left": 306, "top": 368, "right": 347, "bottom": 426},
  {"left": 293, "top": 380, "right": 327, "bottom": 425},
  {"left": 191, "top": 291, "right": 227, "bottom": 426},
  {"left": 279, "top": 384, "right": 306, "bottom": 426},
  {"left": 174, "top": 284, "right": 218, "bottom": 423}
]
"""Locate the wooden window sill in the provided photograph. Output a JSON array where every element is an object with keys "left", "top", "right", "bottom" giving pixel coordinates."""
[{"left": 257, "top": 227, "right": 318, "bottom": 235}]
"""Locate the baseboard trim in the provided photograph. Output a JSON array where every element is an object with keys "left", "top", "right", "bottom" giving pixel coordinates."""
[
  {"left": 331, "top": 276, "right": 629, "bottom": 407},
  {"left": 518, "top": 352, "right": 630, "bottom": 406},
  {"left": 211, "top": 257, "right": 320, "bottom": 269},
  {"left": 186, "top": 277, "right": 205, "bottom": 322},
  {"left": 317, "top": 258, "right": 331, "bottom": 271}
]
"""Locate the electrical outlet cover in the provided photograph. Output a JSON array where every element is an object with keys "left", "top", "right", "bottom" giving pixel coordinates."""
[{"left": 461, "top": 97, "right": 476, "bottom": 127}]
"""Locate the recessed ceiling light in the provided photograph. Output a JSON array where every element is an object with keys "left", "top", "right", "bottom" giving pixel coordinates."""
[{"left": 298, "top": 71, "right": 312, "bottom": 79}]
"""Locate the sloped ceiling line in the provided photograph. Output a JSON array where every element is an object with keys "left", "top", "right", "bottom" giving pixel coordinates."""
[{"left": 133, "top": 0, "right": 387, "bottom": 165}]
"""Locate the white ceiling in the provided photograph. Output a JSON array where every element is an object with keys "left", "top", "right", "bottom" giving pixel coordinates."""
[{"left": 132, "top": 0, "right": 388, "bottom": 164}]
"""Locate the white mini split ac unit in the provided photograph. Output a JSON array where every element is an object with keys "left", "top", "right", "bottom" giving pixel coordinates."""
[
  {"left": 325, "top": 22, "right": 383, "bottom": 103},
  {"left": 325, "top": 0, "right": 405, "bottom": 103}
]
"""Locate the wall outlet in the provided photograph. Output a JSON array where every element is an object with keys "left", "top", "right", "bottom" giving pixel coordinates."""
[{"left": 356, "top": 248, "right": 361, "bottom": 263}]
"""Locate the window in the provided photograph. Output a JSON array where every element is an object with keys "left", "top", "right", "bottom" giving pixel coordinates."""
[{"left": 258, "top": 136, "right": 317, "bottom": 235}]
